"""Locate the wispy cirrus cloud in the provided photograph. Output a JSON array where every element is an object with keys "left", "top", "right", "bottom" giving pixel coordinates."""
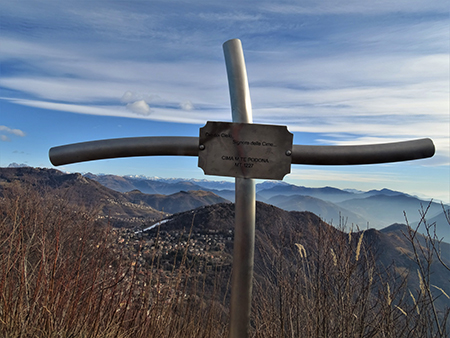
[
  {"left": 260, "top": 0, "right": 448, "bottom": 15},
  {"left": 0, "top": 0, "right": 447, "bottom": 175},
  {"left": 3, "top": 98, "right": 229, "bottom": 124}
]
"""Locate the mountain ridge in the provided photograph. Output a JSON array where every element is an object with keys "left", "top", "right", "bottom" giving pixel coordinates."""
[
  {"left": 0, "top": 168, "right": 228, "bottom": 227},
  {"left": 83, "top": 172, "right": 448, "bottom": 238},
  {"left": 137, "top": 202, "right": 450, "bottom": 313},
  {"left": 2, "top": 167, "right": 447, "bottom": 241}
]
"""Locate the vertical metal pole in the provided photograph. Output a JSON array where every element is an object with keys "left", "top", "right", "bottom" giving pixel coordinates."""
[{"left": 223, "top": 39, "right": 256, "bottom": 338}]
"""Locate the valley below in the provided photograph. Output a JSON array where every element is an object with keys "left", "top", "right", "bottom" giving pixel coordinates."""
[{"left": 1, "top": 166, "right": 449, "bottom": 337}]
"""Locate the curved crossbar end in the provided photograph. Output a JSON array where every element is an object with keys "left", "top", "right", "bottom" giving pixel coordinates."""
[
  {"left": 399, "top": 138, "right": 435, "bottom": 161},
  {"left": 49, "top": 143, "right": 95, "bottom": 166},
  {"left": 49, "top": 146, "right": 69, "bottom": 166},
  {"left": 422, "top": 138, "right": 436, "bottom": 158},
  {"left": 49, "top": 136, "right": 199, "bottom": 167},
  {"left": 292, "top": 138, "right": 436, "bottom": 166}
]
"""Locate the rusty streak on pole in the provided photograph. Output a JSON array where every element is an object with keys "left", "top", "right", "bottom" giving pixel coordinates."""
[{"left": 223, "top": 39, "right": 255, "bottom": 338}]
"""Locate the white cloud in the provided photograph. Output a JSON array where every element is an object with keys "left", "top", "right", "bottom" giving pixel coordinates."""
[
  {"left": 1, "top": 135, "right": 11, "bottom": 142},
  {"left": 180, "top": 100, "right": 194, "bottom": 111},
  {"left": 126, "top": 100, "right": 151, "bottom": 116},
  {"left": 0, "top": 125, "right": 26, "bottom": 137}
]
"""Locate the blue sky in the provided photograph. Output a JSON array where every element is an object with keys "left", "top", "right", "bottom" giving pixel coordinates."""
[{"left": 1, "top": 1, "right": 449, "bottom": 203}]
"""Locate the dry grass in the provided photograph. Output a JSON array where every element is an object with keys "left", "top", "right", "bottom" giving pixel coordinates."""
[
  {"left": 0, "top": 185, "right": 228, "bottom": 337},
  {"left": 250, "top": 217, "right": 449, "bottom": 337},
  {"left": 0, "top": 184, "right": 448, "bottom": 337}
]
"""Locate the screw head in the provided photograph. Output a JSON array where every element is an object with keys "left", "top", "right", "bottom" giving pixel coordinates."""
[
  {"left": 199, "top": 144, "right": 205, "bottom": 150},
  {"left": 285, "top": 150, "right": 292, "bottom": 156}
]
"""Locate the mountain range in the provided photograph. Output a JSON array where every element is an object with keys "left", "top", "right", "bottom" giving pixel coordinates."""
[
  {"left": 1, "top": 166, "right": 449, "bottom": 319},
  {"left": 83, "top": 171, "right": 449, "bottom": 241},
  {"left": 0, "top": 167, "right": 228, "bottom": 227},
  {"left": 1, "top": 167, "right": 448, "bottom": 242}
]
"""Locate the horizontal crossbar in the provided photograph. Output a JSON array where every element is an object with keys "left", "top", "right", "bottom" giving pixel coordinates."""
[
  {"left": 49, "top": 137, "right": 199, "bottom": 166},
  {"left": 292, "top": 138, "right": 435, "bottom": 165},
  {"left": 49, "top": 136, "right": 435, "bottom": 167}
]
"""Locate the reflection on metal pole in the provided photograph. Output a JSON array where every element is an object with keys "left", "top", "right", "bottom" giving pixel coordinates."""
[{"left": 224, "top": 39, "right": 255, "bottom": 338}]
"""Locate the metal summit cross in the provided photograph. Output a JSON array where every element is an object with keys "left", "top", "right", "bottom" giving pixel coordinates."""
[{"left": 49, "top": 39, "right": 435, "bottom": 338}]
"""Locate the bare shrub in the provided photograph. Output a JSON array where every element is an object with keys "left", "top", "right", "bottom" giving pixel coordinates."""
[
  {"left": 0, "top": 184, "right": 228, "bottom": 337},
  {"left": 402, "top": 202, "right": 450, "bottom": 337},
  {"left": 250, "top": 212, "right": 449, "bottom": 337},
  {"left": 1, "top": 183, "right": 447, "bottom": 337}
]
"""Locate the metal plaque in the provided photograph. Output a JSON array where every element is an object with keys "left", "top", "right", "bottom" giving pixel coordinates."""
[{"left": 198, "top": 121, "right": 293, "bottom": 180}]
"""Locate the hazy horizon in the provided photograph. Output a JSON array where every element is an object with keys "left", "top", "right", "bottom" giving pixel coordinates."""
[{"left": 1, "top": 1, "right": 448, "bottom": 203}]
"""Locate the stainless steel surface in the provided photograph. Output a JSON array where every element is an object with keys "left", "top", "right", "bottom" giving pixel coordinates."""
[
  {"left": 49, "top": 136, "right": 199, "bottom": 166},
  {"left": 230, "top": 178, "right": 255, "bottom": 338},
  {"left": 223, "top": 39, "right": 253, "bottom": 124},
  {"left": 198, "top": 121, "right": 293, "bottom": 180},
  {"left": 224, "top": 39, "right": 255, "bottom": 338},
  {"left": 291, "top": 138, "right": 435, "bottom": 165},
  {"left": 50, "top": 135, "right": 434, "bottom": 168}
]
